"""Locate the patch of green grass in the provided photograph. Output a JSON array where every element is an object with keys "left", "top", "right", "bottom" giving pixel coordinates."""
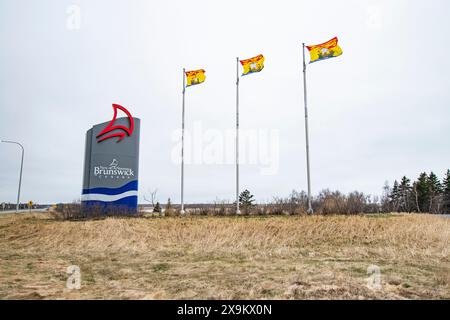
[
  {"left": 84, "top": 273, "right": 96, "bottom": 284},
  {"left": 152, "top": 263, "right": 170, "bottom": 272},
  {"left": 364, "top": 213, "right": 394, "bottom": 219},
  {"left": 1, "top": 253, "right": 22, "bottom": 260},
  {"left": 260, "top": 288, "right": 276, "bottom": 295},
  {"left": 349, "top": 265, "right": 368, "bottom": 275}
]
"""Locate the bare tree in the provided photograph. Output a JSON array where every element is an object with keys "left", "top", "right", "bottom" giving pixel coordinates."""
[
  {"left": 412, "top": 183, "right": 421, "bottom": 213},
  {"left": 143, "top": 188, "right": 158, "bottom": 207}
]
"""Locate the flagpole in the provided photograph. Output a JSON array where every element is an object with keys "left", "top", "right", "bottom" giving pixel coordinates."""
[
  {"left": 180, "top": 68, "right": 186, "bottom": 215},
  {"left": 236, "top": 57, "right": 241, "bottom": 215},
  {"left": 302, "top": 43, "right": 314, "bottom": 214}
]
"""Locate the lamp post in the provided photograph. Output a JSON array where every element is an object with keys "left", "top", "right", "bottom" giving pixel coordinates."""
[{"left": 1, "top": 140, "right": 24, "bottom": 213}]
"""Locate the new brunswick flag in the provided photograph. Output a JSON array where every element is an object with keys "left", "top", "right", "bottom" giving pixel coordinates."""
[
  {"left": 240, "top": 54, "right": 264, "bottom": 75},
  {"left": 185, "top": 69, "right": 206, "bottom": 87},
  {"left": 306, "top": 37, "right": 343, "bottom": 63}
]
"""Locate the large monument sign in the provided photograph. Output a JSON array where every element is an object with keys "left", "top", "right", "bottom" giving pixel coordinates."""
[{"left": 81, "top": 104, "right": 140, "bottom": 213}]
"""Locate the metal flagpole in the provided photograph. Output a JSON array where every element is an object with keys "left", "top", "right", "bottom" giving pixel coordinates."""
[
  {"left": 235, "top": 57, "right": 241, "bottom": 214},
  {"left": 180, "top": 68, "right": 186, "bottom": 214},
  {"left": 302, "top": 43, "right": 314, "bottom": 214}
]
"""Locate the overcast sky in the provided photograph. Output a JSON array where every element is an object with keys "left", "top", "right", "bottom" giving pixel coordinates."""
[{"left": 1, "top": 0, "right": 449, "bottom": 205}]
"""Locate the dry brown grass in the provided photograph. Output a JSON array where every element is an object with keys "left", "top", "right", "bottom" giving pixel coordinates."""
[{"left": 0, "top": 212, "right": 448, "bottom": 299}]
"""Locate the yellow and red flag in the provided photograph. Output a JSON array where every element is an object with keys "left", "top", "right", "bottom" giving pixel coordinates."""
[
  {"left": 185, "top": 69, "right": 206, "bottom": 87},
  {"left": 306, "top": 37, "right": 343, "bottom": 63},
  {"left": 240, "top": 54, "right": 264, "bottom": 76}
]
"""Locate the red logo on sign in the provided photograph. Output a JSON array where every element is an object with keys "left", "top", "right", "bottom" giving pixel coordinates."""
[{"left": 96, "top": 104, "right": 135, "bottom": 143}]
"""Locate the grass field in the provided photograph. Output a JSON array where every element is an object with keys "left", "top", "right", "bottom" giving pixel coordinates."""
[{"left": 0, "top": 212, "right": 448, "bottom": 299}]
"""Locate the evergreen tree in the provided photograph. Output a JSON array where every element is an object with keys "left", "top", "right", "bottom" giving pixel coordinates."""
[
  {"left": 428, "top": 172, "right": 443, "bottom": 213},
  {"left": 239, "top": 189, "right": 255, "bottom": 214},
  {"left": 415, "top": 172, "right": 429, "bottom": 212},
  {"left": 153, "top": 202, "right": 161, "bottom": 213},
  {"left": 165, "top": 198, "right": 175, "bottom": 216},
  {"left": 442, "top": 170, "right": 450, "bottom": 214},
  {"left": 399, "top": 176, "right": 412, "bottom": 212},
  {"left": 428, "top": 172, "right": 443, "bottom": 194},
  {"left": 390, "top": 180, "right": 400, "bottom": 212}
]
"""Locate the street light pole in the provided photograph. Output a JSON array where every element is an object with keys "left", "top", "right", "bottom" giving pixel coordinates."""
[{"left": 1, "top": 140, "right": 24, "bottom": 213}]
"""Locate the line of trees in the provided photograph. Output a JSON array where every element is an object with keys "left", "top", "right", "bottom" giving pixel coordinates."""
[
  {"left": 53, "top": 169, "right": 450, "bottom": 219},
  {"left": 141, "top": 169, "right": 450, "bottom": 216},
  {"left": 382, "top": 170, "right": 450, "bottom": 214},
  {"left": 239, "top": 169, "right": 450, "bottom": 215},
  {"left": 262, "top": 189, "right": 381, "bottom": 215}
]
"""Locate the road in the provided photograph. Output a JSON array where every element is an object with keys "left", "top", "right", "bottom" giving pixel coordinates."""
[{"left": 0, "top": 208, "right": 49, "bottom": 215}]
